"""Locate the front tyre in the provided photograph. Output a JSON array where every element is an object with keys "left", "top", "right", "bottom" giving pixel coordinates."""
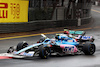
[
  {"left": 16, "top": 41, "right": 28, "bottom": 51},
  {"left": 39, "top": 45, "right": 50, "bottom": 59},
  {"left": 83, "top": 42, "right": 96, "bottom": 55}
]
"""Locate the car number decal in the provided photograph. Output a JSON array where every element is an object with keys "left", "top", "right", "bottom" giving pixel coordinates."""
[{"left": 63, "top": 46, "right": 74, "bottom": 53}]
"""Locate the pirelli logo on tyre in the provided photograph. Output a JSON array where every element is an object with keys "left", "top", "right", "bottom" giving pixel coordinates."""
[{"left": 0, "top": 0, "right": 29, "bottom": 23}]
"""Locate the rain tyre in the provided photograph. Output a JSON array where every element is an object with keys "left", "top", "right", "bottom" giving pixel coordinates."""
[{"left": 83, "top": 42, "right": 96, "bottom": 55}]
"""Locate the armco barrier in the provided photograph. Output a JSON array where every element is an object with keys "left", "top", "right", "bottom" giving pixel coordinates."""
[
  {"left": 0, "top": 17, "right": 91, "bottom": 33},
  {"left": 81, "top": 17, "right": 92, "bottom": 25}
]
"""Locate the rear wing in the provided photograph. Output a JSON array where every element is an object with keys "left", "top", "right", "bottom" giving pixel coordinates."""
[{"left": 64, "top": 29, "right": 85, "bottom": 35}]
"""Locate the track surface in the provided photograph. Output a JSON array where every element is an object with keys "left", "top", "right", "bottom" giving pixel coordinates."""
[{"left": 0, "top": 6, "right": 100, "bottom": 67}]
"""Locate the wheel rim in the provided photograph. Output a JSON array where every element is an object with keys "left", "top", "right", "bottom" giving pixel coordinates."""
[
  {"left": 44, "top": 49, "right": 49, "bottom": 56},
  {"left": 90, "top": 45, "right": 95, "bottom": 54},
  {"left": 42, "top": 49, "right": 49, "bottom": 58}
]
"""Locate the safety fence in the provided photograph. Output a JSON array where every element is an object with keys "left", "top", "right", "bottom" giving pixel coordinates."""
[{"left": 0, "top": 17, "right": 91, "bottom": 33}]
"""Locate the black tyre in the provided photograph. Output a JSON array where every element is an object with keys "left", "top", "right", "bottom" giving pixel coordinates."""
[
  {"left": 16, "top": 41, "right": 28, "bottom": 51},
  {"left": 83, "top": 42, "right": 96, "bottom": 55},
  {"left": 39, "top": 45, "right": 50, "bottom": 59}
]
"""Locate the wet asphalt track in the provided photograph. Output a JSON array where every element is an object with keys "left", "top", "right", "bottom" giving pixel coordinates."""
[
  {"left": 0, "top": 30, "right": 100, "bottom": 67},
  {"left": 1, "top": 5, "right": 100, "bottom": 67}
]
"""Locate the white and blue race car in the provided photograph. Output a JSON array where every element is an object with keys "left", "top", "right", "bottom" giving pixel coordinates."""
[{"left": 7, "top": 31, "right": 96, "bottom": 59}]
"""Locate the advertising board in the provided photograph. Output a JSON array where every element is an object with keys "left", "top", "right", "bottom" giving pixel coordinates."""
[{"left": 0, "top": 0, "right": 29, "bottom": 23}]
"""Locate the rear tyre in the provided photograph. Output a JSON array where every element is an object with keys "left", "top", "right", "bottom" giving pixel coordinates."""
[
  {"left": 83, "top": 42, "right": 96, "bottom": 55},
  {"left": 39, "top": 45, "right": 50, "bottom": 59},
  {"left": 16, "top": 41, "right": 28, "bottom": 51}
]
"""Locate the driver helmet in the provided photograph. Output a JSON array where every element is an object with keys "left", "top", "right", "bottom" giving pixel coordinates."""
[{"left": 64, "top": 31, "right": 69, "bottom": 34}]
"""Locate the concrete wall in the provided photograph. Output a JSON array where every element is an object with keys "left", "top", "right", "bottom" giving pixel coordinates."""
[{"left": 0, "top": 17, "right": 91, "bottom": 33}]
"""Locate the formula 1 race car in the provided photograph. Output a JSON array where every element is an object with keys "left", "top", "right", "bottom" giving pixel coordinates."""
[
  {"left": 55, "top": 29, "right": 95, "bottom": 42},
  {"left": 7, "top": 33, "right": 96, "bottom": 59}
]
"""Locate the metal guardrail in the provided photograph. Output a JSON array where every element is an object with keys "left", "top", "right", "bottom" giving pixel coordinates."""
[{"left": 0, "top": 17, "right": 91, "bottom": 33}]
